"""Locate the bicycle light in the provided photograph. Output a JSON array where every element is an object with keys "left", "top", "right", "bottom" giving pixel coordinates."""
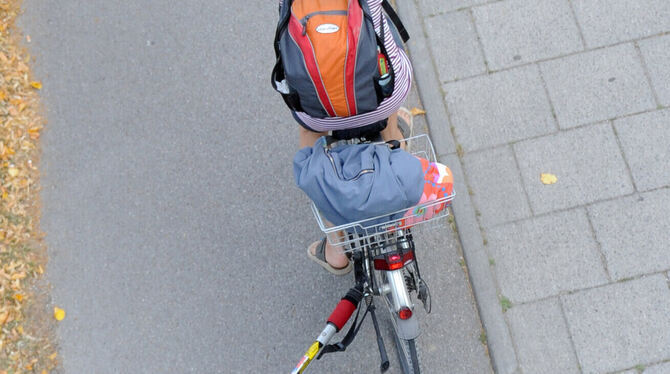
[{"left": 373, "top": 249, "right": 414, "bottom": 271}]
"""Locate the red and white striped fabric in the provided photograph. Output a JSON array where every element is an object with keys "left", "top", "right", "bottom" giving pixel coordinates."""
[{"left": 278, "top": 0, "right": 412, "bottom": 132}]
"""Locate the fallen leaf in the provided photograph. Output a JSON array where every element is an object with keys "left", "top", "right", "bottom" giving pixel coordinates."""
[
  {"left": 8, "top": 167, "right": 18, "bottom": 177},
  {"left": 25, "top": 35, "right": 31, "bottom": 43},
  {"left": 48, "top": 352, "right": 57, "bottom": 360},
  {"left": 28, "top": 127, "right": 40, "bottom": 139},
  {"left": 540, "top": 173, "right": 558, "bottom": 185},
  {"left": 53, "top": 307, "right": 66, "bottom": 321},
  {"left": 17, "top": 61, "right": 29, "bottom": 72},
  {"left": 29, "top": 81, "right": 42, "bottom": 90},
  {"left": 410, "top": 107, "right": 426, "bottom": 116},
  {"left": 21, "top": 140, "right": 34, "bottom": 150},
  {"left": 13, "top": 294, "right": 23, "bottom": 302}
]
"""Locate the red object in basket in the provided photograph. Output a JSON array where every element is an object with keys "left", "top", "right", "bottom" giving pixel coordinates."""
[{"left": 401, "top": 158, "right": 454, "bottom": 226}]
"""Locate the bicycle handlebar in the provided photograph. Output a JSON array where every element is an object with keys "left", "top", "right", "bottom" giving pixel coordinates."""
[
  {"left": 327, "top": 285, "right": 364, "bottom": 331},
  {"left": 290, "top": 285, "right": 364, "bottom": 374}
]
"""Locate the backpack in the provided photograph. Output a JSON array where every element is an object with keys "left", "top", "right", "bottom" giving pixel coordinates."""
[{"left": 271, "top": 0, "right": 409, "bottom": 119}]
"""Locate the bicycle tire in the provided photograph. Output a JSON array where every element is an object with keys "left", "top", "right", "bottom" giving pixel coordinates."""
[
  {"left": 392, "top": 333, "right": 420, "bottom": 374},
  {"left": 366, "top": 236, "right": 421, "bottom": 373},
  {"left": 384, "top": 292, "right": 421, "bottom": 374}
]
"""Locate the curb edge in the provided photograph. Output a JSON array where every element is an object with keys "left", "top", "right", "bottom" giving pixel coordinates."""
[{"left": 394, "top": 1, "right": 520, "bottom": 373}]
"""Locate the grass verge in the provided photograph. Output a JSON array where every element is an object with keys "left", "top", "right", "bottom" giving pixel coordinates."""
[{"left": 0, "top": 1, "right": 57, "bottom": 373}]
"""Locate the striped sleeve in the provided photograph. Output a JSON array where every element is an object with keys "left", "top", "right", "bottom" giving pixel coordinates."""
[{"left": 292, "top": 0, "right": 412, "bottom": 132}]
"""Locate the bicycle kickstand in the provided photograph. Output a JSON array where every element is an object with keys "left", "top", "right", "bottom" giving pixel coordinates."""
[{"left": 368, "top": 301, "right": 390, "bottom": 373}]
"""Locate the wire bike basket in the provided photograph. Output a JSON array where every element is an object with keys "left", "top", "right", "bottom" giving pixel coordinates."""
[{"left": 311, "top": 134, "right": 455, "bottom": 250}]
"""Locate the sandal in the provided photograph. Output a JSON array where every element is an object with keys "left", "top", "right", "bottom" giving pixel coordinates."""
[
  {"left": 391, "top": 107, "right": 413, "bottom": 150},
  {"left": 396, "top": 107, "right": 414, "bottom": 138},
  {"left": 307, "top": 238, "right": 353, "bottom": 276}
]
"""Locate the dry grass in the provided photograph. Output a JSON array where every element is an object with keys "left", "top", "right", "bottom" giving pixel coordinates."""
[{"left": 0, "top": 1, "right": 57, "bottom": 373}]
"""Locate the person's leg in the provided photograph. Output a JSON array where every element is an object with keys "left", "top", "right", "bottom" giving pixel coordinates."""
[
  {"left": 299, "top": 126, "right": 327, "bottom": 148},
  {"left": 298, "top": 126, "right": 351, "bottom": 270},
  {"left": 380, "top": 113, "right": 405, "bottom": 147},
  {"left": 307, "top": 237, "right": 350, "bottom": 270}
]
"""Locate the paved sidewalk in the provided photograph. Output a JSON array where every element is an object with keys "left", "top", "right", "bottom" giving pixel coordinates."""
[{"left": 398, "top": 0, "right": 670, "bottom": 373}]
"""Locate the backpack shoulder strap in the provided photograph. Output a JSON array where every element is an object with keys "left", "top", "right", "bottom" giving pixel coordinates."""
[
  {"left": 271, "top": 0, "right": 304, "bottom": 112},
  {"left": 381, "top": 0, "right": 409, "bottom": 43},
  {"left": 274, "top": 0, "right": 294, "bottom": 57}
]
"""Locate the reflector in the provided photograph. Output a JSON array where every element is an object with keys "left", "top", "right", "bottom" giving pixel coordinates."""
[{"left": 398, "top": 307, "right": 413, "bottom": 320}]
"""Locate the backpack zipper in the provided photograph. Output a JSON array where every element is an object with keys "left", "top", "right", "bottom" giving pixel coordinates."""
[
  {"left": 325, "top": 148, "right": 374, "bottom": 182},
  {"left": 300, "top": 10, "right": 348, "bottom": 35}
]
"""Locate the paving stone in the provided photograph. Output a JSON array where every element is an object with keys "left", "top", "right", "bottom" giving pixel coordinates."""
[
  {"left": 439, "top": 153, "right": 520, "bottom": 374},
  {"left": 571, "top": 0, "right": 670, "bottom": 48},
  {"left": 540, "top": 43, "right": 656, "bottom": 128},
  {"left": 424, "top": 10, "right": 487, "bottom": 83},
  {"left": 645, "top": 362, "right": 670, "bottom": 374},
  {"left": 514, "top": 122, "right": 634, "bottom": 214},
  {"left": 418, "top": 0, "right": 489, "bottom": 17},
  {"left": 472, "top": 0, "right": 583, "bottom": 70},
  {"left": 614, "top": 109, "right": 670, "bottom": 191},
  {"left": 507, "top": 299, "right": 580, "bottom": 374},
  {"left": 588, "top": 189, "right": 670, "bottom": 281},
  {"left": 487, "top": 209, "right": 608, "bottom": 303},
  {"left": 444, "top": 65, "right": 556, "bottom": 152},
  {"left": 639, "top": 34, "right": 670, "bottom": 106},
  {"left": 462, "top": 146, "right": 531, "bottom": 227},
  {"left": 562, "top": 275, "right": 670, "bottom": 374}
]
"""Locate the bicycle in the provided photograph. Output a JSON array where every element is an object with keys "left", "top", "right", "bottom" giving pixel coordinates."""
[{"left": 292, "top": 133, "right": 455, "bottom": 374}]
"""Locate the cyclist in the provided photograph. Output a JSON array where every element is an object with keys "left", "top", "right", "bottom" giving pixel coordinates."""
[{"left": 278, "top": 0, "right": 414, "bottom": 275}]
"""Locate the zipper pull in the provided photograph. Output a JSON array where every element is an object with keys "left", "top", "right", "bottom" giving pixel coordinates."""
[{"left": 301, "top": 15, "right": 310, "bottom": 36}]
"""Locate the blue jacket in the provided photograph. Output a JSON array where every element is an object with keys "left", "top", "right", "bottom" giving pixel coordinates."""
[{"left": 294, "top": 137, "right": 423, "bottom": 227}]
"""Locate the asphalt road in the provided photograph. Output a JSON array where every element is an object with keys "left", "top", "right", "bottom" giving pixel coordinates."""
[{"left": 20, "top": 1, "right": 492, "bottom": 373}]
